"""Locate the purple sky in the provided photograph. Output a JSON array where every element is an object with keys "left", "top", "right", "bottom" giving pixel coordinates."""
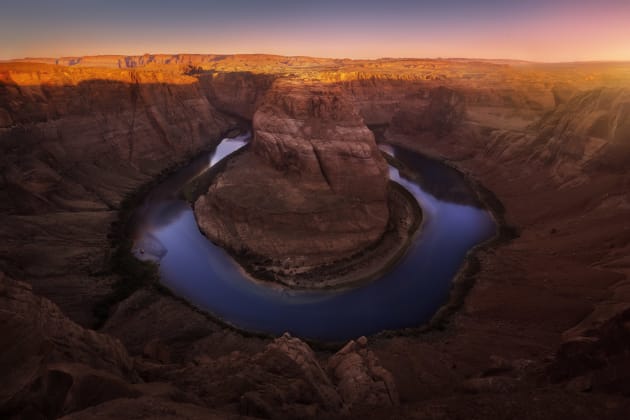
[{"left": 1, "top": 0, "right": 629, "bottom": 61}]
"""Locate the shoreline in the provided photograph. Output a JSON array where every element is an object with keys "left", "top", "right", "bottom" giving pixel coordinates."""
[
  {"left": 250, "top": 181, "right": 423, "bottom": 291},
  {"left": 186, "top": 150, "right": 424, "bottom": 292},
  {"left": 373, "top": 134, "right": 517, "bottom": 338},
  {"left": 112, "top": 130, "right": 509, "bottom": 346},
  {"left": 172, "top": 135, "right": 510, "bottom": 346},
  {"left": 96, "top": 125, "right": 248, "bottom": 326}
]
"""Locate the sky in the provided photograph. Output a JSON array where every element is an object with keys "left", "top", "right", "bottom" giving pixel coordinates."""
[{"left": 1, "top": 0, "right": 629, "bottom": 62}]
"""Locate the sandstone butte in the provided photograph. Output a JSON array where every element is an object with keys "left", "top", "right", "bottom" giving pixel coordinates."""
[
  {"left": 1, "top": 54, "right": 630, "bottom": 419},
  {"left": 194, "top": 77, "right": 394, "bottom": 284}
]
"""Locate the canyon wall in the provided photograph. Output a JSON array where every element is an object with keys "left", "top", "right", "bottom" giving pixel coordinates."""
[
  {"left": 0, "top": 63, "right": 239, "bottom": 325},
  {"left": 2, "top": 56, "right": 630, "bottom": 418},
  {"left": 532, "top": 88, "right": 630, "bottom": 176},
  {"left": 377, "top": 83, "right": 630, "bottom": 415}
]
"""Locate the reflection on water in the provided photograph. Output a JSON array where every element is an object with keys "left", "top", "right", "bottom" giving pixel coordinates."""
[
  {"left": 131, "top": 137, "right": 497, "bottom": 341},
  {"left": 130, "top": 133, "right": 250, "bottom": 242},
  {"left": 210, "top": 134, "right": 250, "bottom": 166}
]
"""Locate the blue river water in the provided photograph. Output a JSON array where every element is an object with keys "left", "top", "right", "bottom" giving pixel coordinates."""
[{"left": 131, "top": 135, "right": 496, "bottom": 341}]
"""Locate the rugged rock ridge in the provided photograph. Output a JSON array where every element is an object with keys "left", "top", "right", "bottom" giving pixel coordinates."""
[
  {"left": 0, "top": 63, "right": 239, "bottom": 325},
  {"left": 0, "top": 272, "right": 138, "bottom": 419},
  {"left": 0, "top": 270, "right": 398, "bottom": 419},
  {"left": 532, "top": 88, "right": 630, "bottom": 176},
  {"left": 149, "top": 333, "right": 398, "bottom": 419},
  {"left": 379, "top": 83, "right": 630, "bottom": 417},
  {"left": 195, "top": 79, "right": 390, "bottom": 272}
]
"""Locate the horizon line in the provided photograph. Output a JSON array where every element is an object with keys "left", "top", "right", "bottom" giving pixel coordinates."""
[{"left": 3, "top": 52, "right": 630, "bottom": 66}]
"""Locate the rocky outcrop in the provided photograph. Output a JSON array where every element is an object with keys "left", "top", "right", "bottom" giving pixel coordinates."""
[
  {"left": 0, "top": 272, "right": 139, "bottom": 419},
  {"left": 240, "top": 334, "right": 398, "bottom": 415},
  {"left": 140, "top": 333, "right": 397, "bottom": 419},
  {"left": 195, "top": 78, "right": 390, "bottom": 274},
  {"left": 251, "top": 79, "right": 389, "bottom": 199},
  {"left": 238, "top": 334, "right": 343, "bottom": 418},
  {"left": 532, "top": 88, "right": 630, "bottom": 176},
  {"left": 328, "top": 336, "right": 399, "bottom": 407},
  {"left": 102, "top": 288, "right": 268, "bottom": 363}
]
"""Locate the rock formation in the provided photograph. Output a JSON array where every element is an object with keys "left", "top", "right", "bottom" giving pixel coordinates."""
[
  {"left": 532, "top": 88, "right": 630, "bottom": 177},
  {"left": 0, "top": 268, "right": 402, "bottom": 419},
  {"left": 0, "top": 62, "right": 238, "bottom": 325},
  {"left": 328, "top": 336, "right": 399, "bottom": 407},
  {"left": 141, "top": 332, "right": 398, "bottom": 419},
  {"left": 0, "top": 272, "right": 138, "bottom": 419},
  {"left": 195, "top": 79, "right": 390, "bottom": 274},
  {"left": 2, "top": 55, "right": 630, "bottom": 418}
]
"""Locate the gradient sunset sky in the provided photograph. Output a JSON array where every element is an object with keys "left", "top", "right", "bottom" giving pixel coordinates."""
[{"left": 1, "top": 0, "right": 629, "bottom": 62}]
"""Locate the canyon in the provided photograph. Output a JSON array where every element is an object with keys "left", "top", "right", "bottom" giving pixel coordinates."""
[{"left": 1, "top": 54, "right": 630, "bottom": 418}]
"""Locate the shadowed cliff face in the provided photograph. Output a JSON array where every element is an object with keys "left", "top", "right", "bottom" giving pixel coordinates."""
[
  {"left": 0, "top": 63, "right": 240, "bottom": 325},
  {"left": 0, "top": 65, "right": 238, "bottom": 214},
  {"left": 197, "top": 71, "right": 276, "bottom": 119},
  {"left": 0, "top": 272, "right": 139, "bottom": 419},
  {"left": 389, "top": 86, "right": 467, "bottom": 137},
  {"left": 195, "top": 79, "right": 390, "bottom": 269},
  {"left": 532, "top": 88, "right": 630, "bottom": 175}
]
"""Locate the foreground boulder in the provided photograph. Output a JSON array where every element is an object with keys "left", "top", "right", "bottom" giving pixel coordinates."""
[
  {"left": 145, "top": 333, "right": 398, "bottom": 419},
  {"left": 239, "top": 334, "right": 343, "bottom": 418},
  {"left": 328, "top": 336, "right": 399, "bottom": 407},
  {"left": 0, "top": 272, "right": 139, "bottom": 419}
]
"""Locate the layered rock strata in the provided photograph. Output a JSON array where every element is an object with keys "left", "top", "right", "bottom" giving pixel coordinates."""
[
  {"left": 195, "top": 79, "right": 392, "bottom": 280},
  {"left": 0, "top": 63, "right": 239, "bottom": 325}
]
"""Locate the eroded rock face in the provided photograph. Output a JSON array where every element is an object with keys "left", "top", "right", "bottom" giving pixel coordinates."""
[
  {"left": 390, "top": 86, "right": 467, "bottom": 137},
  {"left": 251, "top": 79, "right": 389, "bottom": 198},
  {"left": 0, "top": 272, "right": 139, "bottom": 419},
  {"left": 195, "top": 79, "right": 390, "bottom": 271},
  {"left": 533, "top": 88, "right": 630, "bottom": 174},
  {"left": 0, "top": 63, "right": 238, "bottom": 325},
  {"left": 328, "top": 336, "right": 399, "bottom": 408},
  {"left": 239, "top": 333, "right": 343, "bottom": 418},
  {"left": 549, "top": 307, "right": 630, "bottom": 395},
  {"left": 145, "top": 333, "right": 398, "bottom": 419}
]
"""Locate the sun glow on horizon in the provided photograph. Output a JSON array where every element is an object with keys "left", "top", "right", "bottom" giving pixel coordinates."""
[{"left": 2, "top": 0, "right": 630, "bottom": 62}]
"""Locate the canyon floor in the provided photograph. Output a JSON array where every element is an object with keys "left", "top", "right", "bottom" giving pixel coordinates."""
[{"left": 1, "top": 54, "right": 630, "bottom": 419}]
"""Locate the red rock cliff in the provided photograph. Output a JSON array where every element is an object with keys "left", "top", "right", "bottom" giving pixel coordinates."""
[{"left": 195, "top": 79, "right": 390, "bottom": 270}]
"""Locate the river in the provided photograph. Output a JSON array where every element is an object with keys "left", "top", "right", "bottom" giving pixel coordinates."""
[{"left": 130, "top": 134, "right": 496, "bottom": 341}]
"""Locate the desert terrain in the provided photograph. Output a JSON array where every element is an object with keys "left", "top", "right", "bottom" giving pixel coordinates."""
[{"left": 1, "top": 54, "right": 630, "bottom": 419}]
